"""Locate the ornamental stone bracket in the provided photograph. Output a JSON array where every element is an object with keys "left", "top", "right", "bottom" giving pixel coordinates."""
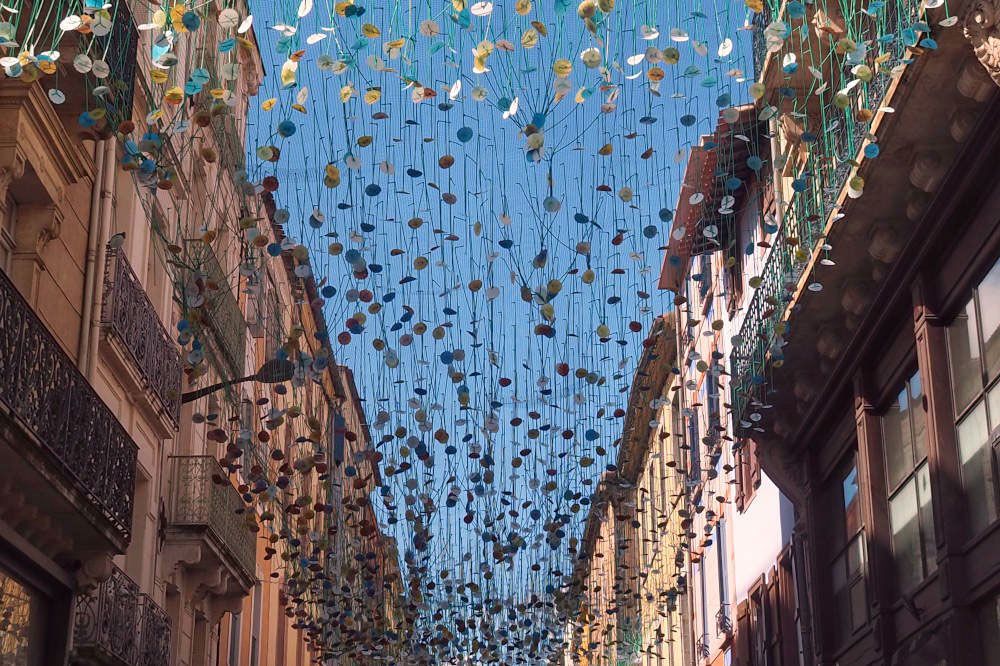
[
  {"left": 964, "top": 0, "right": 1000, "bottom": 87},
  {"left": 159, "top": 539, "right": 251, "bottom": 625},
  {"left": 74, "top": 553, "right": 115, "bottom": 593}
]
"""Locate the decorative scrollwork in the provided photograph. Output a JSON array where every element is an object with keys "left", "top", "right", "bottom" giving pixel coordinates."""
[
  {"left": 73, "top": 565, "right": 171, "bottom": 666},
  {"left": 102, "top": 247, "right": 182, "bottom": 425},
  {"left": 965, "top": 0, "right": 1000, "bottom": 86},
  {"left": 716, "top": 603, "right": 733, "bottom": 635},
  {"left": 168, "top": 456, "right": 257, "bottom": 579},
  {"left": 0, "top": 268, "right": 136, "bottom": 537}
]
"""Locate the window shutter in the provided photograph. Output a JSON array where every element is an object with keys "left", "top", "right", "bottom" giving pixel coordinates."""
[
  {"left": 777, "top": 548, "right": 799, "bottom": 666},
  {"left": 767, "top": 568, "right": 781, "bottom": 665},
  {"left": 735, "top": 599, "right": 751, "bottom": 666},
  {"left": 736, "top": 445, "right": 746, "bottom": 511},
  {"left": 751, "top": 440, "right": 762, "bottom": 490}
]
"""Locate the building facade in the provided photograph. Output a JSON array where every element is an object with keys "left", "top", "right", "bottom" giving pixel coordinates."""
[
  {"left": 725, "top": 0, "right": 1000, "bottom": 664},
  {"left": 566, "top": 2, "right": 1000, "bottom": 665},
  {"left": 646, "top": 99, "right": 799, "bottom": 666},
  {"left": 0, "top": 3, "right": 399, "bottom": 666}
]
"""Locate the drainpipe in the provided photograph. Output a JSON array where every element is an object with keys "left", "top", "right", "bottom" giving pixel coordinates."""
[
  {"left": 78, "top": 139, "right": 106, "bottom": 370},
  {"left": 84, "top": 139, "right": 117, "bottom": 380}
]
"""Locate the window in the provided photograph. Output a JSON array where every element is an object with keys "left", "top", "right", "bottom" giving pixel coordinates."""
[
  {"left": 716, "top": 520, "right": 731, "bottom": 635},
  {"left": 1, "top": 195, "right": 16, "bottom": 274},
  {"left": 227, "top": 612, "right": 241, "bottom": 666},
  {"left": 829, "top": 456, "right": 867, "bottom": 645},
  {"left": 882, "top": 370, "right": 936, "bottom": 592},
  {"left": 947, "top": 257, "right": 1000, "bottom": 535},
  {"left": 698, "top": 561, "right": 709, "bottom": 647},
  {"left": 735, "top": 440, "right": 762, "bottom": 511},
  {"left": 748, "top": 583, "right": 769, "bottom": 666},
  {"left": 687, "top": 409, "right": 702, "bottom": 483},
  {"left": 698, "top": 252, "right": 712, "bottom": 299},
  {"left": 0, "top": 568, "right": 33, "bottom": 664},
  {"left": 725, "top": 192, "right": 762, "bottom": 313},
  {"left": 250, "top": 584, "right": 262, "bottom": 666}
]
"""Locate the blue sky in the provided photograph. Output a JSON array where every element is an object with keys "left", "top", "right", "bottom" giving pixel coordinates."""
[{"left": 245, "top": 0, "right": 754, "bottom": 658}]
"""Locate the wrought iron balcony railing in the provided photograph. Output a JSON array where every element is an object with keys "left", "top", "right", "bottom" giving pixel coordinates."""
[
  {"left": 72, "top": 564, "right": 171, "bottom": 666},
  {"left": 716, "top": 603, "right": 733, "bottom": 635},
  {"left": 136, "top": 593, "right": 172, "bottom": 666},
  {"left": 202, "top": 248, "right": 248, "bottom": 380},
  {"left": 0, "top": 268, "right": 136, "bottom": 539},
  {"left": 167, "top": 455, "right": 257, "bottom": 580},
  {"left": 88, "top": 1, "right": 140, "bottom": 130},
  {"left": 102, "top": 247, "right": 182, "bottom": 426},
  {"left": 695, "top": 633, "right": 711, "bottom": 659},
  {"left": 750, "top": 2, "right": 776, "bottom": 81},
  {"left": 730, "top": 0, "right": 925, "bottom": 427}
]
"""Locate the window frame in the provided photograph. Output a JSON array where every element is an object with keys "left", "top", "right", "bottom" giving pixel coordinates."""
[
  {"left": 946, "top": 260, "right": 1000, "bottom": 535},
  {"left": 880, "top": 368, "right": 937, "bottom": 592},
  {"left": 827, "top": 453, "right": 868, "bottom": 646}
]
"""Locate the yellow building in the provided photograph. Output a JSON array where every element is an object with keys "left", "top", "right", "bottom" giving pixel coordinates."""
[
  {"left": 563, "top": 316, "right": 690, "bottom": 666},
  {"left": 609, "top": 316, "right": 690, "bottom": 666}
]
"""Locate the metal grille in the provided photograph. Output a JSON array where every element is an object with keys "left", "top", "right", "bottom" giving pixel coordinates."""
[
  {"left": 202, "top": 248, "right": 248, "bottom": 379},
  {"left": 73, "top": 565, "right": 171, "bottom": 666},
  {"left": 0, "top": 268, "right": 136, "bottom": 537},
  {"left": 72, "top": 565, "right": 140, "bottom": 664},
  {"left": 730, "top": 0, "right": 924, "bottom": 428},
  {"left": 750, "top": 3, "right": 776, "bottom": 82},
  {"left": 102, "top": 246, "right": 182, "bottom": 425},
  {"left": 135, "top": 593, "right": 172, "bottom": 666},
  {"left": 168, "top": 455, "right": 257, "bottom": 580},
  {"left": 90, "top": 1, "right": 139, "bottom": 129}
]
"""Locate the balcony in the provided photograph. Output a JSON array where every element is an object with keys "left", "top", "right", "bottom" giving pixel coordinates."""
[
  {"left": 751, "top": 0, "right": 920, "bottom": 99},
  {"left": 731, "top": 0, "right": 998, "bottom": 446},
  {"left": 201, "top": 249, "right": 248, "bottom": 381},
  {"left": 166, "top": 456, "right": 257, "bottom": 585},
  {"left": 0, "top": 267, "right": 136, "bottom": 550},
  {"left": 716, "top": 603, "right": 733, "bottom": 636},
  {"left": 91, "top": 1, "right": 139, "bottom": 130},
  {"left": 51, "top": 2, "right": 139, "bottom": 137},
  {"left": 101, "top": 247, "right": 182, "bottom": 427},
  {"left": 72, "top": 564, "right": 171, "bottom": 666},
  {"left": 731, "top": 0, "right": 927, "bottom": 427}
]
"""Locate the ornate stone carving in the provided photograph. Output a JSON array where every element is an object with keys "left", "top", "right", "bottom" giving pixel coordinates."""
[
  {"left": 75, "top": 553, "right": 115, "bottom": 593},
  {"left": 964, "top": 0, "right": 1000, "bottom": 87}
]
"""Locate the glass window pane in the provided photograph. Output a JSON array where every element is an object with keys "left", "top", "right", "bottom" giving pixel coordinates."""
[
  {"left": 979, "top": 259, "right": 1000, "bottom": 382},
  {"left": 843, "top": 465, "right": 861, "bottom": 540},
  {"left": 884, "top": 386, "right": 914, "bottom": 490},
  {"left": 849, "top": 579, "right": 867, "bottom": 630},
  {"left": 948, "top": 299, "right": 983, "bottom": 413},
  {"left": 988, "top": 380, "right": 1000, "bottom": 434},
  {"left": 958, "top": 400, "right": 993, "bottom": 535},
  {"left": 846, "top": 534, "right": 864, "bottom": 578},
  {"left": 831, "top": 553, "right": 846, "bottom": 592},
  {"left": 916, "top": 462, "right": 937, "bottom": 573},
  {"left": 889, "top": 479, "right": 923, "bottom": 591},
  {"left": 0, "top": 569, "right": 34, "bottom": 665},
  {"left": 910, "top": 373, "right": 928, "bottom": 461}
]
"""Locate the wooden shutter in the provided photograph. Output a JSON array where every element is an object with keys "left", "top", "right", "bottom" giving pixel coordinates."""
[
  {"left": 777, "top": 547, "right": 799, "bottom": 666},
  {"left": 735, "top": 599, "right": 751, "bottom": 666},
  {"left": 750, "top": 440, "right": 762, "bottom": 490},
  {"left": 735, "top": 445, "right": 747, "bottom": 511},
  {"left": 766, "top": 568, "right": 781, "bottom": 665}
]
